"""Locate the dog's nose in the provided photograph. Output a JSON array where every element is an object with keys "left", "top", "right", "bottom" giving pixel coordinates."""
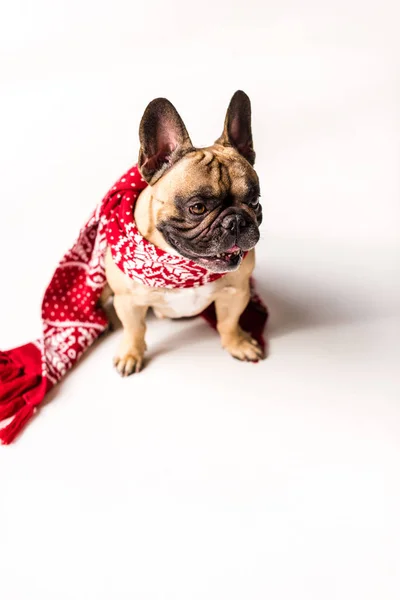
[{"left": 221, "top": 214, "right": 246, "bottom": 233}]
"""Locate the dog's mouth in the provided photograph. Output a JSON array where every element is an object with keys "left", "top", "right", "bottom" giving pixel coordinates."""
[
  {"left": 167, "top": 238, "right": 245, "bottom": 272},
  {"left": 195, "top": 246, "right": 244, "bottom": 271}
]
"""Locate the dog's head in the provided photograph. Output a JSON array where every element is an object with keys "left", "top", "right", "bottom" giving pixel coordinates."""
[{"left": 138, "top": 91, "right": 262, "bottom": 273}]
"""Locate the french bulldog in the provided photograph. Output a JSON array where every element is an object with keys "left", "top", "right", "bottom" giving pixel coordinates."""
[{"left": 104, "top": 90, "right": 265, "bottom": 376}]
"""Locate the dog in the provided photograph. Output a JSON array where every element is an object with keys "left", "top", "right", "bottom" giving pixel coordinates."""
[{"left": 104, "top": 90, "right": 264, "bottom": 376}]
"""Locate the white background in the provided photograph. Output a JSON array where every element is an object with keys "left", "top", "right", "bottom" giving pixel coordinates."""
[{"left": 1, "top": 1, "right": 399, "bottom": 598}]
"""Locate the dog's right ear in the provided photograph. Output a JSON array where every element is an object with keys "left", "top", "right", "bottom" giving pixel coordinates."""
[{"left": 138, "top": 98, "right": 193, "bottom": 184}]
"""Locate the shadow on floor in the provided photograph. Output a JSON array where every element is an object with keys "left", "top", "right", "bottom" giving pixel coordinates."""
[
  {"left": 255, "top": 277, "right": 367, "bottom": 339},
  {"left": 103, "top": 273, "right": 366, "bottom": 350}
]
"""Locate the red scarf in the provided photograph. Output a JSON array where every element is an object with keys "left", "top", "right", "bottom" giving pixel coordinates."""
[{"left": 0, "top": 166, "right": 268, "bottom": 444}]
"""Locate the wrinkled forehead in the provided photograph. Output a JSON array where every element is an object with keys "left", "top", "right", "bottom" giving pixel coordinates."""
[{"left": 157, "top": 148, "right": 259, "bottom": 200}]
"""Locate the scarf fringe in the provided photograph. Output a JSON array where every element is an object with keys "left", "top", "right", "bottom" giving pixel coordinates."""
[
  {"left": 0, "top": 349, "right": 43, "bottom": 444},
  {"left": 0, "top": 404, "right": 36, "bottom": 445}
]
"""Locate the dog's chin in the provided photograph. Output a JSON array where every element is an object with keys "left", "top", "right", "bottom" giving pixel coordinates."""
[{"left": 168, "top": 241, "right": 245, "bottom": 273}]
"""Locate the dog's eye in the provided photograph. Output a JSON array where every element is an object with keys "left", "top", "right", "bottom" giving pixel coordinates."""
[
  {"left": 190, "top": 202, "right": 206, "bottom": 215},
  {"left": 249, "top": 197, "right": 260, "bottom": 209}
]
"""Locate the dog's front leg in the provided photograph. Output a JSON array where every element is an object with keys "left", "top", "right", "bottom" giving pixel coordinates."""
[
  {"left": 214, "top": 283, "right": 264, "bottom": 362},
  {"left": 113, "top": 295, "right": 148, "bottom": 376}
]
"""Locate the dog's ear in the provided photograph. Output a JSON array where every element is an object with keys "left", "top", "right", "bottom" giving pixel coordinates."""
[
  {"left": 138, "top": 98, "right": 193, "bottom": 184},
  {"left": 216, "top": 90, "right": 255, "bottom": 165}
]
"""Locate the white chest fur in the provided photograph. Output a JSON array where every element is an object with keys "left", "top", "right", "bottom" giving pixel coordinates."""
[
  {"left": 124, "top": 276, "right": 222, "bottom": 318},
  {"left": 158, "top": 281, "right": 220, "bottom": 317}
]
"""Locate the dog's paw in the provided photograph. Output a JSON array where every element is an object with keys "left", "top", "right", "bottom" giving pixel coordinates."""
[
  {"left": 222, "top": 330, "right": 265, "bottom": 362},
  {"left": 113, "top": 348, "right": 145, "bottom": 377}
]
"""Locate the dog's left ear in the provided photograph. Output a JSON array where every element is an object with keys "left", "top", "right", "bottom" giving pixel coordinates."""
[
  {"left": 216, "top": 90, "right": 255, "bottom": 166},
  {"left": 138, "top": 98, "right": 193, "bottom": 184}
]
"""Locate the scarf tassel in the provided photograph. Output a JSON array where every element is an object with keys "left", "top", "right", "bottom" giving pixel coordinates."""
[
  {"left": 0, "top": 349, "right": 43, "bottom": 444},
  {"left": 0, "top": 404, "right": 36, "bottom": 445}
]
